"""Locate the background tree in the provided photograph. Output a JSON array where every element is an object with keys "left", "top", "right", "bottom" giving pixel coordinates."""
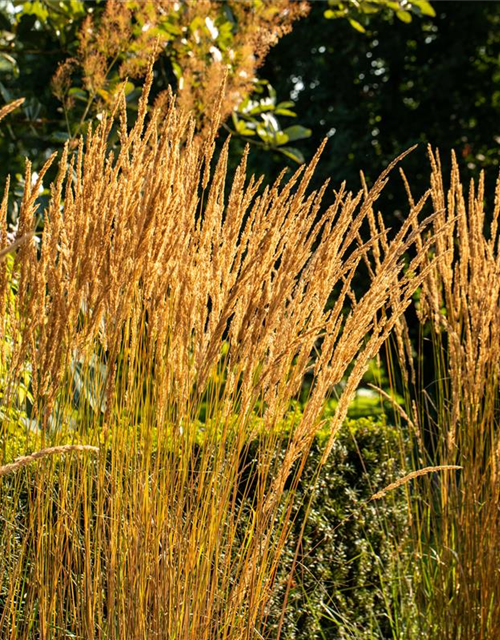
[
  {"left": 251, "top": 1, "right": 500, "bottom": 220},
  {"left": 0, "top": 0, "right": 311, "bottom": 199},
  {"left": 0, "top": 0, "right": 435, "bottom": 208}
]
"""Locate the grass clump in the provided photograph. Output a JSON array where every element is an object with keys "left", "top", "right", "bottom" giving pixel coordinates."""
[
  {"left": 0, "top": 73, "right": 436, "bottom": 640},
  {"left": 380, "top": 149, "right": 500, "bottom": 639}
]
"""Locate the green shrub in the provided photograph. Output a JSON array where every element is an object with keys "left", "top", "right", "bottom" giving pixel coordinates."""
[{"left": 264, "top": 417, "right": 416, "bottom": 640}]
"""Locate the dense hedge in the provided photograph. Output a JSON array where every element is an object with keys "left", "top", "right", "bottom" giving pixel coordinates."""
[{"left": 265, "top": 417, "right": 417, "bottom": 640}]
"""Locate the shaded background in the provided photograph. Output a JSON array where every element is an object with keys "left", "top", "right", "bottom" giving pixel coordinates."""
[
  {"left": 0, "top": 1, "right": 499, "bottom": 222},
  {"left": 235, "top": 1, "right": 500, "bottom": 217}
]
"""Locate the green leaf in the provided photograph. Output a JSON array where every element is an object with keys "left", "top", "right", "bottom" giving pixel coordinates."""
[
  {"left": 249, "top": 102, "right": 275, "bottom": 115},
  {"left": 158, "top": 20, "right": 182, "bottom": 37},
  {"left": 324, "top": 9, "right": 346, "bottom": 20},
  {"left": 275, "top": 108, "right": 296, "bottom": 117},
  {"left": 123, "top": 81, "right": 135, "bottom": 96},
  {"left": 276, "top": 101, "right": 295, "bottom": 109},
  {"left": 348, "top": 18, "right": 366, "bottom": 33},
  {"left": 20, "top": 1, "right": 49, "bottom": 23},
  {"left": 0, "top": 53, "right": 19, "bottom": 76},
  {"left": 50, "top": 131, "right": 71, "bottom": 143},
  {"left": 237, "top": 96, "right": 250, "bottom": 112},
  {"left": 396, "top": 10, "right": 412, "bottom": 23},
  {"left": 282, "top": 125, "right": 312, "bottom": 142},
  {"left": 256, "top": 124, "right": 272, "bottom": 144},
  {"left": 189, "top": 16, "right": 205, "bottom": 33},
  {"left": 279, "top": 146, "right": 305, "bottom": 164},
  {"left": 97, "top": 89, "right": 111, "bottom": 102},
  {"left": 362, "top": 2, "right": 386, "bottom": 15},
  {"left": 274, "top": 131, "right": 289, "bottom": 146},
  {"left": 411, "top": 0, "right": 436, "bottom": 17},
  {"left": 234, "top": 117, "right": 256, "bottom": 136},
  {"left": 68, "top": 87, "right": 87, "bottom": 102},
  {"left": 172, "top": 62, "right": 182, "bottom": 81},
  {"left": 386, "top": 1, "right": 403, "bottom": 10}
]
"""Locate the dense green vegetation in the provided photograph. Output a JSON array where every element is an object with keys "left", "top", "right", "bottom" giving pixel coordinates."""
[
  {"left": 1, "top": 1, "right": 499, "bottom": 219},
  {"left": 253, "top": 2, "right": 500, "bottom": 213}
]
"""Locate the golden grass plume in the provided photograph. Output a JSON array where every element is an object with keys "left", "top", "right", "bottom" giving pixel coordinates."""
[{"left": 0, "top": 79, "right": 440, "bottom": 639}]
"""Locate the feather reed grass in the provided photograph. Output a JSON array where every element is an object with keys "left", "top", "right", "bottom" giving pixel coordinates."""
[
  {"left": 370, "top": 465, "right": 461, "bottom": 501},
  {"left": 0, "top": 445, "right": 99, "bottom": 477},
  {"left": 0, "top": 78, "right": 436, "bottom": 639},
  {"left": 380, "top": 148, "right": 500, "bottom": 639}
]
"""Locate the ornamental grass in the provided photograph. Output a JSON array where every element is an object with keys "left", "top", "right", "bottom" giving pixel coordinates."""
[
  {"left": 380, "top": 149, "right": 500, "bottom": 639},
  {"left": 0, "top": 73, "right": 439, "bottom": 640}
]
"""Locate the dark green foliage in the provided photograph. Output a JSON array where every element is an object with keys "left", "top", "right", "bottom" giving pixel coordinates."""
[
  {"left": 0, "top": 0, "right": 449, "bottom": 214},
  {"left": 261, "top": 418, "right": 412, "bottom": 640},
  {"left": 247, "top": 2, "right": 500, "bottom": 220},
  {"left": 0, "top": 0, "right": 311, "bottom": 203}
]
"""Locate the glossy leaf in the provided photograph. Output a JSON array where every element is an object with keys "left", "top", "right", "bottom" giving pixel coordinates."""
[
  {"left": 274, "top": 131, "right": 289, "bottom": 146},
  {"left": 348, "top": 18, "right": 366, "bottom": 33},
  {"left": 282, "top": 125, "right": 312, "bottom": 142},
  {"left": 279, "top": 146, "right": 305, "bottom": 163},
  {"left": 275, "top": 108, "right": 296, "bottom": 117},
  {"left": 396, "top": 10, "right": 413, "bottom": 23},
  {"left": 412, "top": 0, "right": 436, "bottom": 17}
]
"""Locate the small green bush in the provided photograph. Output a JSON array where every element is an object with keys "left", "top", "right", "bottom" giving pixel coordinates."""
[{"left": 264, "top": 417, "right": 415, "bottom": 640}]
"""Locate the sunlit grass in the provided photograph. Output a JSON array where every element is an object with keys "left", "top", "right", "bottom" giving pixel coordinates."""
[{"left": 0, "top": 81, "right": 447, "bottom": 639}]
